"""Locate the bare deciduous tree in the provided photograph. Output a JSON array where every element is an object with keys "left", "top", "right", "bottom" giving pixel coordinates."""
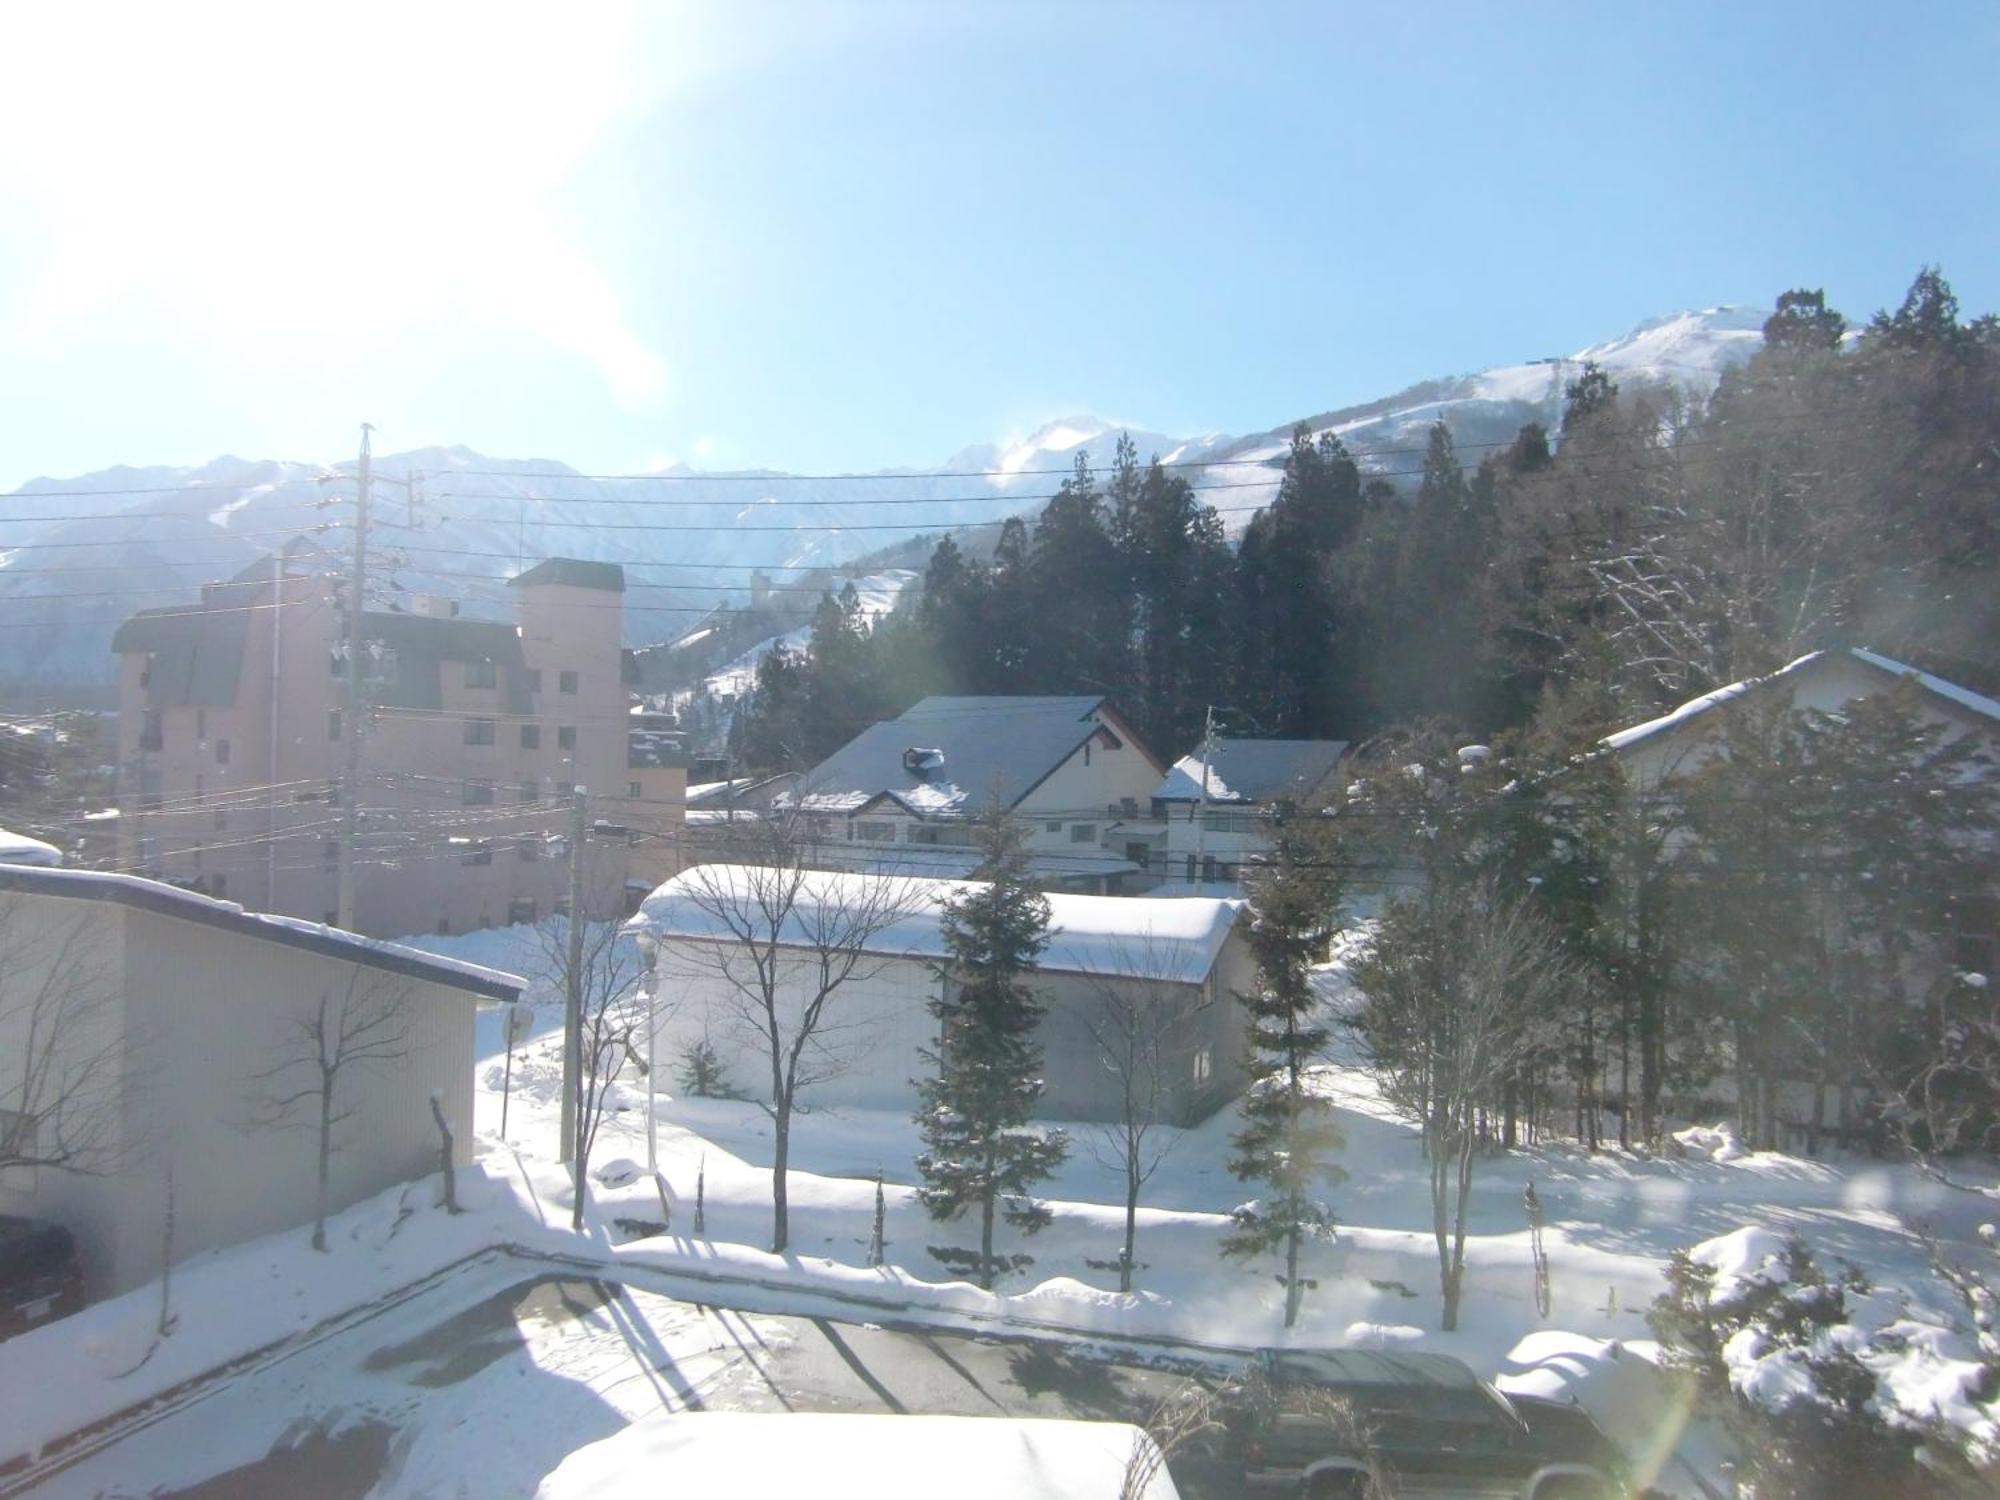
[
  {"left": 1351, "top": 890, "right": 1573, "bottom": 1330},
  {"left": 1071, "top": 933, "right": 1213, "bottom": 1293},
  {"left": 653, "top": 839, "right": 924, "bottom": 1255},
  {"left": 0, "top": 901, "right": 122, "bottom": 1180},
  {"left": 249, "top": 966, "right": 414, "bottom": 1251},
  {"left": 531, "top": 912, "right": 645, "bottom": 1230}
]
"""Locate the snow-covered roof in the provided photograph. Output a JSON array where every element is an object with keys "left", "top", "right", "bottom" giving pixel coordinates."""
[
  {"left": 628, "top": 864, "right": 1242, "bottom": 984},
  {"left": 1849, "top": 647, "right": 2000, "bottom": 723},
  {"left": 1602, "top": 647, "right": 2000, "bottom": 755},
  {"left": 0, "top": 865, "right": 525, "bottom": 1000},
  {"left": 791, "top": 695, "right": 1159, "bottom": 818},
  {"left": 533, "top": 1412, "right": 1178, "bottom": 1500},
  {"left": 0, "top": 826, "right": 62, "bottom": 867},
  {"left": 1154, "top": 737, "right": 1348, "bottom": 805}
]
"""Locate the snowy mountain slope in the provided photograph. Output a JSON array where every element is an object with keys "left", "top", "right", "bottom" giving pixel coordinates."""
[
  {"left": 0, "top": 307, "right": 1767, "bottom": 691},
  {"left": 698, "top": 569, "right": 920, "bottom": 701},
  {"left": 1199, "top": 305, "right": 1770, "bottom": 530}
]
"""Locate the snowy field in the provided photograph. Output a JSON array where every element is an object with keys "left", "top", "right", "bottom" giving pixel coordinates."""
[{"left": 4, "top": 919, "right": 1993, "bottom": 1496}]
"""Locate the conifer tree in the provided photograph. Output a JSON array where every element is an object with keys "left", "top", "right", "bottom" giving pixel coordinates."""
[
  {"left": 1222, "top": 811, "right": 1347, "bottom": 1327},
  {"left": 913, "top": 813, "right": 1068, "bottom": 1288}
]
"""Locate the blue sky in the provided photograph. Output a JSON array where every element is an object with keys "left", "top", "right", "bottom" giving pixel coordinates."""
[{"left": 0, "top": 1, "right": 1994, "bottom": 488}]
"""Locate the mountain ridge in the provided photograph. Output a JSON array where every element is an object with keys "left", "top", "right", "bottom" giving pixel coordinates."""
[{"left": 0, "top": 305, "right": 1770, "bottom": 693}]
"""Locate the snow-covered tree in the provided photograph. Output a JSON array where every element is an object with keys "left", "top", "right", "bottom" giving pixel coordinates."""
[
  {"left": 1222, "top": 812, "right": 1346, "bottom": 1328},
  {"left": 914, "top": 812, "right": 1068, "bottom": 1288}
]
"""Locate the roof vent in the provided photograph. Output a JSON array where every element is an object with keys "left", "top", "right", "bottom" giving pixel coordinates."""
[{"left": 903, "top": 746, "right": 945, "bottom": 777}]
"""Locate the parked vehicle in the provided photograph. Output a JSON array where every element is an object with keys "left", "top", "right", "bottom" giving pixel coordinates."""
[
  {"left": 1221, "top": 1348, "right": 1632, "bottom": 1499},
  {"left": 0, "top": 1215, "right": 85, "bottom": 1340}
]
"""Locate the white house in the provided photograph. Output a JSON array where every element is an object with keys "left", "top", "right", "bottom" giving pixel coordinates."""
[
  {"left": 1602, "top": 645, "right": 1999, "bottom": 985},
  {"left": 1147, "top": 737, "right": 1348, "bottom": 892},
  {"left": 629, "top": 865, "right": 1251, "bottom": 1125},
  {"left": 784, "top": 695, "right": 1167, "bottom": 892},
  {"left": 0, "top": 865, "right": 523, "bottom": 1297}
]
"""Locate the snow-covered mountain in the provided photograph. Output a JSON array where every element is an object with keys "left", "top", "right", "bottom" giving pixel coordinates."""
[
  {"left": 0, "top": 307, "right": 1767, "bottom": 692},
  {"left": 1191, "top": 305, "right": 1770, "bottom": 529}
]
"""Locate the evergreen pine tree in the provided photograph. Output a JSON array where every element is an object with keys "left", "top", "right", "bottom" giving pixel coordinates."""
[
  {"left": 913, "top": 812, "right": 1069, "bottom": 1288},
  {"left": 1762, "top": 288, "right": 1847, "bottom": 356},
  {"left": 1222, "top": 812, "right": 1347, "bottom": 1327}
]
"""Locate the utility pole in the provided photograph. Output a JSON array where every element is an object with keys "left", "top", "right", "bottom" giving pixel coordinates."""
[
  {"left": 335, "top": 424, "right": 373, "bottom": 931},
  {"left": 560, "top": 783, "right": 587, "bottom": 1167},
  {"left": 1191, "top": 703, "right": 1216, "bottom": 887}
]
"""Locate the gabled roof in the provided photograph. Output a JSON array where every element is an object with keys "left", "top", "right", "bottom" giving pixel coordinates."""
[
  {"left": 1602, "top": 647, "right": 2000, "bottom": 754},
  {"left": 0, "top": 865, "right": 524, "bottom": 1001},
  {"left": 1154, "top": 737, "right": 1348, "bottom": 805},
  {"left": 795, "top": 696, "right": 1159, "bottom": 817},
  {"left": 629, "top": 863, "right": 1240, "bottom": 983}
]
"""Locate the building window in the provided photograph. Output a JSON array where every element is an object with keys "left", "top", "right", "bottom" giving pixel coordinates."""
[
  {"left": 1069, "top": 822, "right": 1097, "bottom": 844},
  {"left": 214, "top": 809, "right": 227, "bottom": 831},
  {"left": 140, "top": 709, "right": 164, "bottom": 751},
  {"left": 855, "top": 820, "right": 895, "bottom": 842},
  {"left": 518, "top": 781, "right": 540, "bottom": 804},
  {"left": 1192, "top": 1047, "right": 1212, "bottom": 1086},
  {"left": 1185, "top": 854, "right": 1197, "bottom": 881},
  {"left": 216, "top": 738, "right": 231, "bottom": 766},
  {"left": 1202, "top": 809, "right": 1256, "bottom": 834},
  {"left": 521, "top": 724, "right": 541, "bottom": 750},
  {"left": 322, "top": 837, "right": 339, "bottom": 867},
  {"left": 524, "top": 668, "right": 542, "bottom": 693},
  {"left": 464, "top": 718, "right": 496, "bottom": 747},
  {"left": 518, "top": 838, "right": 541, "bottom": 862},
  {"left": 558, "top": 670, "right": 579, "bottom": 695},
  {"left": 1045, "top": 820, "right": 1062, "bottom": 834},
  {"left": 328, "top": 709, "right": 342, "bottom": 742},
  {"left": 1201, "top": 854, "right": 1218, "bottom": 883},
  {"left": 436, "top": 917, "right": 451, "bottom": 935},
  {"left": 508, "top": 897, "right": 537, "bottom": 925},
  {"left": 628, "top": 781, "right": 643, "bottom": 799},
  {"left": 555, "top": 780, "right": 574, "bottom": 798},
  {"left": 459, "top": 843, "right": 493, "bottom": 867},
  {"left": 465, "top": 659, "right": 498, "bottom": 690},
  {"left": 210, "top": 873, "right": 227, "bottom": 899},
  {"left": 195, "top": 708, "right": 206, "bottom": 740},
  {"left": 557, "top": 726, "right": 577, "bottom": 751},
  {"left": 463, "top": 779, "right": 495, "bottom": 807}
]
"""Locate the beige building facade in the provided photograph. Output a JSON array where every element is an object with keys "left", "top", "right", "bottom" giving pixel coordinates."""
[
  {"left": 112, "top": 554, "right": 644, "bottom": 938},
  {"left": 0, "top": 865, "right": 520, "bottom": 1297}
]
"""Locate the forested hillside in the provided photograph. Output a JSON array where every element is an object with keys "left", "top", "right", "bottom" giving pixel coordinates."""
[{"left": 735, "top": 270, "right": 1998, "bottom": 771}]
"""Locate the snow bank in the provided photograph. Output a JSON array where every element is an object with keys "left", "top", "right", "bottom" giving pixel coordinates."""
[
  {"left": 1672, "top": 1123, "right": 1747, "bottom": 1164},
  {"left": 533, "top": 1411, "right": 1180, "bottom": 1500}
]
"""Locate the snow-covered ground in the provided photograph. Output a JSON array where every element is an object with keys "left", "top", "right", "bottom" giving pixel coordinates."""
[{"left": 6, "top": 918, "right": 1992, "bottom": 1496}]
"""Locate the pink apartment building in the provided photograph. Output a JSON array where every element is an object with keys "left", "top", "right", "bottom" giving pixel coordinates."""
[{"left": 112, "top": 554, "right": 635, "bottom": 938}]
